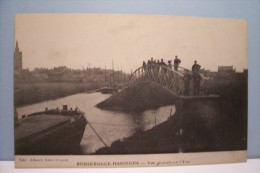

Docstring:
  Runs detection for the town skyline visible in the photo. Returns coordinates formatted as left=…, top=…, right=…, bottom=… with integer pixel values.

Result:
left=15, top=14, right=247, bottom=73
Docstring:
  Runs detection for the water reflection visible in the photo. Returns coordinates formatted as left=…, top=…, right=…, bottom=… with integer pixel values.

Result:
left=17, top=92, right=175, bottom=154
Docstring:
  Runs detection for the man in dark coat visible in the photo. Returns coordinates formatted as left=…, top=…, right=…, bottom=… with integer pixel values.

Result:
left=192, top=60, right=201, bottom=95
left=192, top=60, right=201, bottom=73
left=174, top=55, right=181, bottom=71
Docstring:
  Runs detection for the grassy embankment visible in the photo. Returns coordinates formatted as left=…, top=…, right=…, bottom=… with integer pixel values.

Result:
left=14, top=81, right=102, bottom=107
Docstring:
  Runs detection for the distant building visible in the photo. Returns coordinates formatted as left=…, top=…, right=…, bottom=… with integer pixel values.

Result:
left=215, top=65, right=236, bottom=79
left=218, top=66, right=236, bottom=74
left=14, top=41, right=22, bottom=71
left=243, top=69, right=248, bottom=76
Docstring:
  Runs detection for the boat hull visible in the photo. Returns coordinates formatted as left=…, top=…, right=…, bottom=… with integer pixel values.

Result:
left=15, top=111, right=87, bottom=155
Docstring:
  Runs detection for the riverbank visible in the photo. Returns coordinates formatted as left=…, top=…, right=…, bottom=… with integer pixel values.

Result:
left=14, top=81, right=102, bottom=107
left=96, top=97, right=222, bottom=154
left=96, top=77, right=247, bottom=154
left=96, top=81, right=176, bottom=112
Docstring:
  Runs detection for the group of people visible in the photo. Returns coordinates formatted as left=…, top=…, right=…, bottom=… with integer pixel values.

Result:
left=142, top=56, right=202, bottom=96
left=142, top=56, right=182, bottom=72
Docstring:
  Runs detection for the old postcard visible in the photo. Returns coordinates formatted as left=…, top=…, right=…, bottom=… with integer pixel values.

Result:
left=14, top=14, right=247, bottom=168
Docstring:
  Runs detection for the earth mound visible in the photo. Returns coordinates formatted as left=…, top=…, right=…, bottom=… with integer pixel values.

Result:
left=96, top=81, right=175, bottom=112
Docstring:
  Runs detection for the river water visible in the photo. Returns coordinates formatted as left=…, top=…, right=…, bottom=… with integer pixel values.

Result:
left=17, top=92, right=175, bottom=154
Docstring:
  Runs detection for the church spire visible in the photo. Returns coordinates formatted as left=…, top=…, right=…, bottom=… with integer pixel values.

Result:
left=14, top=40, right=22, bottom=71
left=15, top=40, right=19, bottom=52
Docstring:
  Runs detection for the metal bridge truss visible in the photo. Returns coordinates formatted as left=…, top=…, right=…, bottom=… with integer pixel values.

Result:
left=128, top=64, right=208, bottom=96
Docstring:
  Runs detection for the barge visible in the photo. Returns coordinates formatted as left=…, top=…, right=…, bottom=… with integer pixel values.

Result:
left=15, top=105, right=87, bottom=155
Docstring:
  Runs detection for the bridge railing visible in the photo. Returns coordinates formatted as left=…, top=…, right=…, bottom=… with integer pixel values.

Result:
left=128, top=64, right=208, bottom=96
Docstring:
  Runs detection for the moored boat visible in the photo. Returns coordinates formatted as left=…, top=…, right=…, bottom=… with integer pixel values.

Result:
left=15, top=105, right=87, bottom=155
left=96, top=87, right=118, bottom=94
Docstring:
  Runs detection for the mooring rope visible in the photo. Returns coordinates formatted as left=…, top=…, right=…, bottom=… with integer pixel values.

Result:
left=86, top=119, right=108, bottom=147
left=77, top=106, right=108, bottom=147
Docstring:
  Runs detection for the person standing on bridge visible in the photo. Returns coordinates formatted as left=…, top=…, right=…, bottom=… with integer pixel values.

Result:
left=150, top=57, right=154, bottom=63
left=167, top=60, right=173, bottom=77
left=142, top=61, right=147, bottom=73
left=167, top=60, right=172, bottom=69
left=147, top=59, right=151, bottom=74
left=192, top=60, right=201, bottom=72
left=160, top=59, right=167, bottom=73
left=160, top=59, right=166, bottom=66
left=150, top=57, right=155, bottom=72
left=174, top=55, right=181, bottom=71
left=192, top=60, right=201, bottom=95
left=155, top=60, right=160, bottom=73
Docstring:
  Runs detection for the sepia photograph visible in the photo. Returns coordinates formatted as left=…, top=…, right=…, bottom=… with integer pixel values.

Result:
left=14, top=14, right=247, bottom=168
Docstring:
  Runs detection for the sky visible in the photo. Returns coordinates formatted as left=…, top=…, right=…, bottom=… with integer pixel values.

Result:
left=15, top=14, right=248, bottom=73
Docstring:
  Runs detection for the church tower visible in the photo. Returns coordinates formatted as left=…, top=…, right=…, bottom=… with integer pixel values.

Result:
left=14, top=41, right=22, bottom=71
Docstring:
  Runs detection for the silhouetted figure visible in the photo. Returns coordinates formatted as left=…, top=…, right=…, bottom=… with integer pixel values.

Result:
left=147, top=59, right=151, bottom=65
left=147, top=60, right=151, bottom=73
left=192, top=60, right=201, bottom=73
left=167, top=60, right=172, bottom=69
left=154, top=60, right=160, bottom=73
left=160, top=59, right=166, bottom=66
left=174, top=56, right=181, bottom=71
left=142, top=61, right=147, bottom=75
left=150, top=57, right=155, bottom=71
left=160, top=59, right=166, bottom=73
left=192, top=61, right=201, bottom=95
left=142, top=61, right=146, bottom=69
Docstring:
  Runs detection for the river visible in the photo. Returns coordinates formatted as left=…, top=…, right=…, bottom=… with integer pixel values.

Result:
left=17, top=92, right=176, bottom=154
